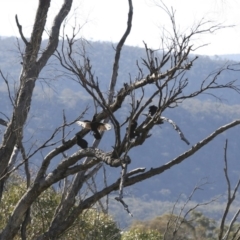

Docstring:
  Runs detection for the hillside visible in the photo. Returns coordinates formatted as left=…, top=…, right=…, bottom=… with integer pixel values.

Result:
left=0, top=37, right=240, bottom=227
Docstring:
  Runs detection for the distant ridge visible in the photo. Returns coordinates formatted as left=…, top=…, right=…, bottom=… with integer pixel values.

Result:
left=207, top=54, right=240, bottom=62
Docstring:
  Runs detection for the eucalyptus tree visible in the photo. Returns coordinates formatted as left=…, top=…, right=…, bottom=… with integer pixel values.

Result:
left=0, top=0, right=240, bottom=239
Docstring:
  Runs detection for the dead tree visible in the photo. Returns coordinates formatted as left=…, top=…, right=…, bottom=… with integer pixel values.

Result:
left=0, top=0, right=73, bottom=239
left=0, top=0, right=240, bottom=239
left=218, top=140, right=240, bottom=240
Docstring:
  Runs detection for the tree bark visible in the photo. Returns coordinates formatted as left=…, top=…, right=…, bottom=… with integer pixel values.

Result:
left=0, top=0, right=73, bottom=239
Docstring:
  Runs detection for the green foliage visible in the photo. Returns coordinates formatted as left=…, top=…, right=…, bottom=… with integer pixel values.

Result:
left=190, top=211, right=217, bottom=239
left=30, top=187, right=61, bottom=238
left=0, top=174, right=120, bottom=239
left=0, top=175, right=26, bottom=227
left=123, top=211, right=240, bottom=240
left=226, top=223, right=240, bottom=239
left=124, top=214, right=196, bottom=240
left=62, top=209, right=121, bottom=240
left=121, top=228, right=162, bottom=240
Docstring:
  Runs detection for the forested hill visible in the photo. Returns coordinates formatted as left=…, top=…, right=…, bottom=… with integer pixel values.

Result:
left=0, top=37, right=240, bottom=224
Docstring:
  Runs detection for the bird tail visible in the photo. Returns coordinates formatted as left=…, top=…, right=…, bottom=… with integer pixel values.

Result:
left=93, top=130, right=101, bottom=140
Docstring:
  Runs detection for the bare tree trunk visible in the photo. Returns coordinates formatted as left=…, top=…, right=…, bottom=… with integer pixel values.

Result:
left=0, top=0, right=73, bottom=239
left=0, top=0, right=72, bottom=198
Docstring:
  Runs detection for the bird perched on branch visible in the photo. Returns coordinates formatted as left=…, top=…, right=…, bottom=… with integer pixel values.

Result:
left=76, top=115, right=111, bottom=140
left=127, top=120, right=137, bottom=139
left=148, top=105, right=158, bottom=116
left=75, top=133, right=88, bottom=149
left=148, top=105, right=164, bottom=124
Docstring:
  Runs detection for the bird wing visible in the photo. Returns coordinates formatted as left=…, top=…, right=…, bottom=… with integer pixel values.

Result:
left=104, top=123, right=112, bottom=130
left=98, top=123, right=111, bottom=131
left=76, top=136, right=88, bottom=148
left=76, top=121, right=91, bottom=129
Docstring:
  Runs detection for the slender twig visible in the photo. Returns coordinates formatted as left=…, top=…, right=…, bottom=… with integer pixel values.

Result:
left=160, top=116, right=190, bottom=145
left=108, top=0, right=133, bottom=103
left=219, top=139, right=240, bottom=240
left=0, top=118, right=8, bottom=127
left=0, top=70, right=14, bottom=106
left=15, top=15, right=29, bottom=46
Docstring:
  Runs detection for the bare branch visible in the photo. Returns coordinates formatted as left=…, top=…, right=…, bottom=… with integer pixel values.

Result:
left=66, top=119, right=240, bottom=224
left=223, top=209, right=240, bottom=240
left=124, top=120, right=240, bottom=186
left=0, top=118, right=8, bottom=127
left=15, top=15, right=29, bottom=46
left=37, top=0, right=73, bottom=70
left=8, top=145, right=19, bottom=171
left=126, top=167, right=146, bottom=177
left=160, top=116, right=190, bottom=145
left=218, top=139, right=240, bottom=240
left=0, top=70, right=14, bottom=107
left=115, top=161, right=133, bottom=216
left=115, top=196, right=133, bottom=217
left=109, top=0, right=133, bottom=103
left=163, top=179, right=218, bottom=240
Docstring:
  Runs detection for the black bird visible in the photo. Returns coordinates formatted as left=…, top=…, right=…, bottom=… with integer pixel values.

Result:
left=148, top=105, right=158, bottom=116
left=76, top=133, right=88, bottom=149
left=93, top=131, right=101, bottom=140
left=76, top=116, right=111, bottom=140
left=129, top=120, right=137, bottom=139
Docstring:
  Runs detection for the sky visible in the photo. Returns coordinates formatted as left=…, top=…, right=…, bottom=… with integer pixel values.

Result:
left=0, top=0, right=240, bottom=56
